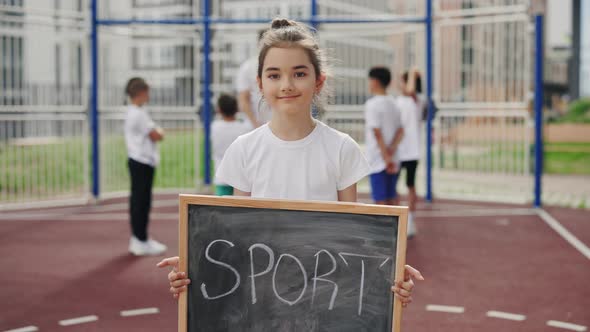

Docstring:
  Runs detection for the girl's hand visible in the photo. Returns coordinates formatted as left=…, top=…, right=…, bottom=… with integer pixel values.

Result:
left=391, top=265, right=424, bottom=307
left=157, top=256, right=191, bottom=300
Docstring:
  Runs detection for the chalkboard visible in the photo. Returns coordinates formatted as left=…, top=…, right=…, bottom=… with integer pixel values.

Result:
left=178, top=195, right=408, bottom=332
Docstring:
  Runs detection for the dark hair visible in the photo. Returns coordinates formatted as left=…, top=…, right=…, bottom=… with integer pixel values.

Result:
left=125, top=77, right=149, bottom=98
left=368, top=67, right=391, bottom=88
left=402, top=71, right=422, bottom=94
left=217, top=94, right=238, bottom=117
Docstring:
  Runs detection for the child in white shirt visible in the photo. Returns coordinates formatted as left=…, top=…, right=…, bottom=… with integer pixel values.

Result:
left=211, top=94, right=252, bottom=196
left=364, top=67, right=404, bottom=206
left=124, top=77, right=167, bottom=256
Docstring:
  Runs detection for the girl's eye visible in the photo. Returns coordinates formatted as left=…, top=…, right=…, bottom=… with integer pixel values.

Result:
left=268, top=74, right=279, bottom=80
left=295, top=72, right=306, bottom=78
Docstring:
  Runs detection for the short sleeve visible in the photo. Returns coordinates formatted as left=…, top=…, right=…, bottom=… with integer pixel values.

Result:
left=396, top=98, right=410, bottom=127
left=337, top=135, right=371, bottom=190
left=214, top=137, right=252, bottom=192
left=364, top=100, right=382, bottom=129
left=126, top=109, right=154, bottom=137
left=141, top=112, right=156, bottom=135
left=392, top=103, right=403, bottom=131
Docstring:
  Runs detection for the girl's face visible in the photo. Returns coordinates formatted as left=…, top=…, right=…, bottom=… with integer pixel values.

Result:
left=257, top=47, right=325, bottom=117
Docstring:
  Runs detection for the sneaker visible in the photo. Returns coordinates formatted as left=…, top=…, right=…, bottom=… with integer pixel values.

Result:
left=407, top=213, right=417, bottom=238
left=147, top=238, right=167, bottom=254
left=129, top=236, right=167, bottom=256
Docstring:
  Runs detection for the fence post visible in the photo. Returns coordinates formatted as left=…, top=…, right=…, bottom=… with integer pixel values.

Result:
left=425, top=0, right=433, bottom=202
left=311, top=0, right=318, bottom=29
left=534, top=14, right=544, bottom=207
left=90, top=0, right=100, bottom=198
left=202, top=0, right=212, bottom=185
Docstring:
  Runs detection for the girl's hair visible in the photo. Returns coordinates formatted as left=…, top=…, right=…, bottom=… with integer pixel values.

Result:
left=257, top=18, right=330, bottom=109
left=125, top=77, right=149, bottom=98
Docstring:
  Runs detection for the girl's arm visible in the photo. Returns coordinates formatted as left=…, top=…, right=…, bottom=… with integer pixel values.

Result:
left=238, top=91, right=260, bottom=128
left=337, top=183, right=357, bottom=202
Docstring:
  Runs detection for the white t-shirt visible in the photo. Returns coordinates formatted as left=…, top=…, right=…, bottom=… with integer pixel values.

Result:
left=364, top=95, right=403, bottom=174
left=396, top=95, right=422, bottom=162
left=215, top=120, right=370, bottom=202
left=211, top=119, right=252, bottom=185
left=124, top=104, right=159, bottom=167
left=235, top=57, right=272, bottom=124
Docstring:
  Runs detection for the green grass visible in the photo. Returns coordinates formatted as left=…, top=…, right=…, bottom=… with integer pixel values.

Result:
left=100, top=130, right=200, bottom=192
left=555, top=99, right=590, bottom=124
left=436, top=144, right=529, bottom=174
left=545, top=142, right=590, bottom=175
left=0, top=130, right=201, bottom=201
left=2, top=133, right=588, bottom=202
left=436, top=142, right=590, bottom=175
left=0, top=140, right=87, bottom=197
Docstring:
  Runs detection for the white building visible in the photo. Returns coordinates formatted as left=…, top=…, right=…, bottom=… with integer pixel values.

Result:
left=579, top=0, right=590, bottom=97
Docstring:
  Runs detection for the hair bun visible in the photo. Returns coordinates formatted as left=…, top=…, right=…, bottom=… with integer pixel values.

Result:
left=271, top=18, right=296, bottom=30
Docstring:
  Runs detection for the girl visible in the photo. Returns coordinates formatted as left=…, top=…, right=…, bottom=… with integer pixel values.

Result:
left=396, top=68, right=424, bottom=237
left=158, top=18, right=423, bottom=307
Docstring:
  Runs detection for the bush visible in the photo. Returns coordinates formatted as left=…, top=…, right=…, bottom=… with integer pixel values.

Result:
left=558, top=99, right=590, bottom=123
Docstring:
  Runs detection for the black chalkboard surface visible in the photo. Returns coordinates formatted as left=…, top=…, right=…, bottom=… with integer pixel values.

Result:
left=178, top=195, right=408, bottom=332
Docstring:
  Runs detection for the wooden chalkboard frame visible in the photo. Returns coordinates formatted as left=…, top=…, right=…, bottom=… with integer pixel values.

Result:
left=178, top=194, right=408, bottom=332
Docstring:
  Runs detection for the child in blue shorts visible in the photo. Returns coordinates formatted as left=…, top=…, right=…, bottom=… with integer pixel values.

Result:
left=364, top=67, right=404, bottom=205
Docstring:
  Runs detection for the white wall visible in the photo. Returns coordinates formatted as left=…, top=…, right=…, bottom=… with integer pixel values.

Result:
left=546, top=0, right=572, bottom=49
left=23, top=0, right=86, bottom=87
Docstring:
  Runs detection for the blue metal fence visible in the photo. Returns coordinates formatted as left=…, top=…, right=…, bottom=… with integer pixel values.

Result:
left=85, top=0, right=543, bottom=207
left=89, top=0, right=433, bottom=195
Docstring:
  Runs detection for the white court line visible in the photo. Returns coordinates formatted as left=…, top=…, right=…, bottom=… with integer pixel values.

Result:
left=62, top=213, right=177, bottom=221
left=425, top=304, right=465, bottom=314
left=547, top=320, right=587, bottom=331
left=416, top=208, right=536, bottom=218
left=486, top=310, right=526, bottom=321
left=0, top=212, right=179, bottom=222
left=536, top=209, right=590, bottom=260
left=3, top=326, right=39, bottom=332
left=120, top=307, right=160, bottom=317
left=58, top=315, right=98, bottom=326
left=0, top=200, right=179, bottom=221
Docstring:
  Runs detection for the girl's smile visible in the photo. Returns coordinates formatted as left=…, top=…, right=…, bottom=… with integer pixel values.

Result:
left=277, top=94, right=302, bottom=100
